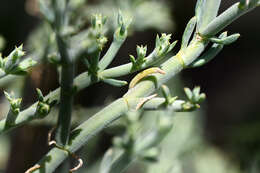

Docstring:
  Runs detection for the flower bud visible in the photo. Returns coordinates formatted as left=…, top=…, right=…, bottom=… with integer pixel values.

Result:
left=36, top=102, right=51, bottom=118
left=155, top=33, right=177, bottom=57
left=4, top=45, right=25, bottom=73
left=4, top=91, right=22, bottom=115
left=136, top=45, right=147, bottom=59
left=9, top=58, right=37, bottom=75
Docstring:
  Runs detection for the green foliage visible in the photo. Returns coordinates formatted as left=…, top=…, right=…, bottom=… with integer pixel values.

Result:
left=0, top=45, right=36, bottom=76
left=0, top=0, right=258, bottom=173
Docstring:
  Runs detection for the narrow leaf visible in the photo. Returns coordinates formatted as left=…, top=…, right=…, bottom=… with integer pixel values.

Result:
left=181, top=16, right=197, bottom=49
left=209, top=33, right=240, bottom=45
left=184, top=88, right=193, bottom=100
left=103, top=78, right=128, bottom=87
left=161, top=85, right=172, bottom=104
left=192, top=86, right=201, bottom=102
left=195, top=0, right=205, bottom=30
left=167, top=40, right=178, bottom=53
left=190, top=32, right=227, bottom=68
left=196, top=0, right=221, bottom=32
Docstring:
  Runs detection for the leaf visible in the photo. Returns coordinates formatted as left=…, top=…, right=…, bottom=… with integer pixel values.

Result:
left=184, top=87, right=193, bottom=100
left=181, top=16, right=197, bottom=49
left=103, top=78, right=128, bottom=87
left=36, top=88, right=44, bottom=102
left=196, top=0, right=221, bottom=32
left=190, top=32, right=227, bottom=68
left=209, top=33, right=240, bottom=45
left=192, top=86, right=201, bottom=102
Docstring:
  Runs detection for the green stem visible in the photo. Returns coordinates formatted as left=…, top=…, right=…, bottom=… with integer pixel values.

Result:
left=99, top=38, right=126, bottom=71
left=0, top=51, right=160, bottom=134
left=104, top=124, right=173, bottom=173
left=0, top=0, right=255, bottom=133
left=35, top=98, right=129, bottom=173
left=31, top=1, right=259, bottom=165
left=55, top=35, right=75, bottom=146
left=100, top=50, right=157, bottom=78
left=31, top=37, right=206, bottom=173
left=201, top=2, right=259, bottom=37
left=4, top=110, right=19, bottom=129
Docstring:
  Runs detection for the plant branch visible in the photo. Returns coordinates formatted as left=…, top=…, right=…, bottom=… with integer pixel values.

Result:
left=28, top=2, right=260, bottom=171
left=201, top=2, right=259, bottom=37
left=55, top=35, right=75, bottom=146
left=98, top=31, right=127, bottom=71
left=0, top=47, right=168, bottom=134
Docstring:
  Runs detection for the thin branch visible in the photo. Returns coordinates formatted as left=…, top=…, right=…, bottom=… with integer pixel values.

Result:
left=29, top=2, right=259, bottom=171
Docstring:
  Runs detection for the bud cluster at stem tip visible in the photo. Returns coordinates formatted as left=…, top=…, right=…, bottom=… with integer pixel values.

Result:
left=155, top=33, right=177, bottom=57
left=0, top=45, right=36, bottom=75
left=114, top=11, right=131, bottom=41
left=90, top=14, right=108, bottom=50
left=35, top=88, right=57, bottom=118
left=4, top=91, right=22, bottom=115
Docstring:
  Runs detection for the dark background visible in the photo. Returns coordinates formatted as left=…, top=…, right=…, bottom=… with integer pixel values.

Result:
left=0, top=0, right=259, bottom=172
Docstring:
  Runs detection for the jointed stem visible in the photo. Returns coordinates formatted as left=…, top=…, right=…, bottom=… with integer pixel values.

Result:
left=55, top=35, right=75, bottom=146
left=32, top=38, right=206, bottom=173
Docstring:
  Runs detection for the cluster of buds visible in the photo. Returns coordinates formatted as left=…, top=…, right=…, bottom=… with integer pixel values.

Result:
left=35, top=89, right=57, bottom=118
left=161, top=85, right=178, bottom=106
left=114, top=11, right=131, bottom=41
left=155, top=33, right=177, bottom=57
left=182, top=86, right=206, bottom=111
left=130, top=45, right=147, bottom=71
left=4, top=91, right=22, bottom=115
left=0, top=45, right=36, bottom=75
left=90, top=14, right=108, bottom=51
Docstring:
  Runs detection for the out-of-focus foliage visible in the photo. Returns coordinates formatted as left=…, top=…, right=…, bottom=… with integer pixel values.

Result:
left=75, top=0, right=174, bottom=32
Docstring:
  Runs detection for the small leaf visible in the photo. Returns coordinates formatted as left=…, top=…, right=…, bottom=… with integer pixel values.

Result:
left=167, top=40, right=178, bottom=54
left=190, top=32, right=227, bottom=68
left=198, top=93, right=206, bottom=103
left=155, top=34, right=160, bottom=48
left=36, top=88, right=44, bottom=102
left=103, top=78, right=128, bottom=87
left=184, top=87, right=193, bottom=100
left=209, top=33, right=240, bottom=45
left=4, top=91, right=12, bottom=102
left=129, top=55, right=136, bottom=64
left=161, top=85, right=172, bottom=104
left=192, top=86, right=201, bottom=102
left=181, top=16, right=197, bottom=49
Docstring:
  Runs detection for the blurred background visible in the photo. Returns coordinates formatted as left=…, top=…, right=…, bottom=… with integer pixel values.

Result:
left=0, top=0, right=259, bottom=172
